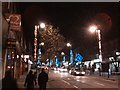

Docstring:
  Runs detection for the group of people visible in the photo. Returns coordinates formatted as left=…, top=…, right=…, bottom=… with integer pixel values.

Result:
left=2, top=68, right=48, bottom=90
left=24, top=68, right=48, bottom=90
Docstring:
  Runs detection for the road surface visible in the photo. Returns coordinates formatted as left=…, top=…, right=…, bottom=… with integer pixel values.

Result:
left=17, top=70, right=119, bottom=90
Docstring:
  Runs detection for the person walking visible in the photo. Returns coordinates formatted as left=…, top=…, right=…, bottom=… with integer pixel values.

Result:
left=38, top=68, right=48, bottom=90
left=24, top=70, right=37, bottom=90
left=34, top=71, right=37, bottom=85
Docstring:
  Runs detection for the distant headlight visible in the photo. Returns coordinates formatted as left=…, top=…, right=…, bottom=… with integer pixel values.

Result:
left=60, top=68, right=67, bottom=71
left=69, top=70, right=71, bottom=73
left=64, top=69, right=67, bottom=71
left=76, top=72, right=80, bottom=74
left=74, top=71, right=76, bottom=73
left=81, top=71, right=85, bottom=74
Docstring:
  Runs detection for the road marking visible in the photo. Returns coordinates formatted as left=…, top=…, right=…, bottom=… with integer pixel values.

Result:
left=67, top=78, right=70, bottom=80
left=62, top=80, right=82, bottom=90
left=62, top=80, right=70, bottom=85
left=95, top=82, right=105, bottom=86
left=73, top=85, right=79, bottom=88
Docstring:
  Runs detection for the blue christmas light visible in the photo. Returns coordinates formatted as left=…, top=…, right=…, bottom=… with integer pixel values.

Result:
left=70, top=49, right=74, bottom=63
left=74, top=53, right=83, bottom=62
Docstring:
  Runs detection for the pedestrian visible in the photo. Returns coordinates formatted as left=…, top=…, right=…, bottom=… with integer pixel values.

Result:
left=2, top=70, right=18, bottom=90
left=38, top=68, right=48, bottom=90
left=24, top=70, right=37, bottom=90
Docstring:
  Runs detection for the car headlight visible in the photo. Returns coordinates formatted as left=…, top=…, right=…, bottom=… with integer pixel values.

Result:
left=81, top=71, right=85, bottom=74
left=64, top=69, right=67, bottom=71
left=76, top=72, right=80, bottom=74
left=69, top=70, right=71, bottom=73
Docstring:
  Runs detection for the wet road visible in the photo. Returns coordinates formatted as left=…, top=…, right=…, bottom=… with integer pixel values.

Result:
left=47, top=70, right=118, bottom=90
left=17, top=70, right=119, bottom=90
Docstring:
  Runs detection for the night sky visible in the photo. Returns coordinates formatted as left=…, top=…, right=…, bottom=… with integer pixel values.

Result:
left=16, top=2, right=120, bottom=60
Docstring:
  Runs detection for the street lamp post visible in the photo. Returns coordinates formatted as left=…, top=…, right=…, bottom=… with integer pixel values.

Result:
left=89, top=25, right=102, bottom=62
left=61, top=52, right=65, bottom=62
left=67, top=43, right=73, bottom=64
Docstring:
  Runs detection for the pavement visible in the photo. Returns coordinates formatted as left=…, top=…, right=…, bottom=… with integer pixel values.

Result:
left=93, top=72, right=119, bottom=81
left=90, top=74, right=119, bottom=82
left=17, top=72, right=39, bottom=89
left=85, top=70, right=119, bottom=81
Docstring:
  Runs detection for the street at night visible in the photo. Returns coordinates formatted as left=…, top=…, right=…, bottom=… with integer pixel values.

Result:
left=1, top=1, right=120, bottom=90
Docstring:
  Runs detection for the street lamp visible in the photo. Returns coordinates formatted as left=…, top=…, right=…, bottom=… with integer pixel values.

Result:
left=39, top=42, right=44, bottom=46
left=67, top=42, right=72, bottom=47
left=40, top=22, right=45, bottom=29
left=61, top=52, right=65, bottom=56
left=89, top=25, right=102, bottom=62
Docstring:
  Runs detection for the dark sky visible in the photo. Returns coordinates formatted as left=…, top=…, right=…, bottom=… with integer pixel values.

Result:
left=16, top=2, right=120, bottom=60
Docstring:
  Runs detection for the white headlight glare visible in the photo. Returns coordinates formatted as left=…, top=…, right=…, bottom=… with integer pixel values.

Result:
left=81, top=72, right=85, bottom=74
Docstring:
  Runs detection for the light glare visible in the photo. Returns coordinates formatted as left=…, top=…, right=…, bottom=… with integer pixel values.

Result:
left=40, top=23, right=45, bottom=29
left=89, top=26, right=97, bottom=33
left=67, top=43, right=71, bottom=47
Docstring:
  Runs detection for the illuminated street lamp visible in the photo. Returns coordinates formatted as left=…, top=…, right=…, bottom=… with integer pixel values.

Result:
left=61, top=52, right=65, bottom=56
left=40, top=22, right=45, bottom=29
left=89, top=25, right=102, bottom=62
left=67, top=42, right=72, bottom=47
left=39, top=42, right=44, bottom=46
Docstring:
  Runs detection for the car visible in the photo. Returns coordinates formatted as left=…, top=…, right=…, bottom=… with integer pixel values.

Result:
left=69, top=68, right=85, bottom=76
left=59, top=67, right=68, bottom=72
left=74, top=69, right=85, bottom=76
left=54, top=67, right=59, bottom=71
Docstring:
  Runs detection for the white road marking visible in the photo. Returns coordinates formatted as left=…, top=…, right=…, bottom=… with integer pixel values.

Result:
left=67, top=78, right=70, bottom=80
left=62, top=80, right=81, bottom=89
left=73, top=85, right=79, bottom=88
left=62, top=80, right=70, bottom=85
left=95, top=82, right=105, bottom=86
